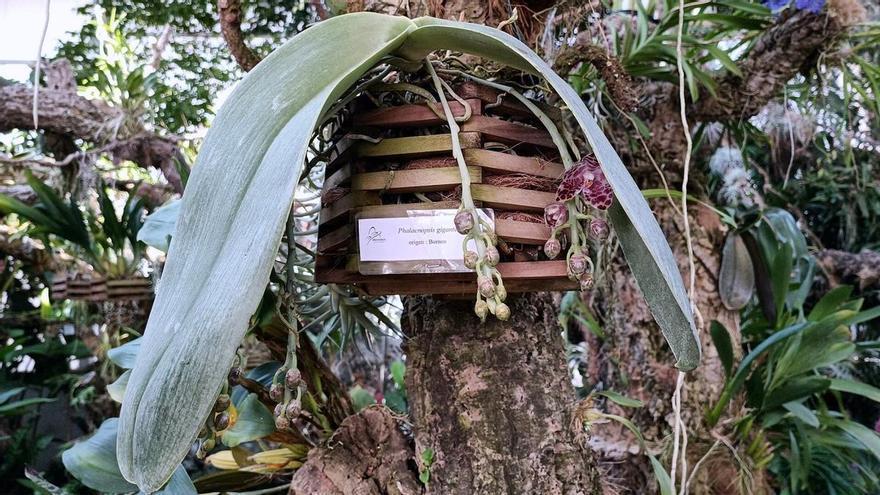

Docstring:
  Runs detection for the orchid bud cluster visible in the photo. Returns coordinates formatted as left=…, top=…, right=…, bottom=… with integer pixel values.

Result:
left=456, top=208, right=510, bottom=322
left=195, top=359, right=245, bottom=459
left=271, top=365, right=304, bottom=430
left=543, top=155, right=613, bottom=290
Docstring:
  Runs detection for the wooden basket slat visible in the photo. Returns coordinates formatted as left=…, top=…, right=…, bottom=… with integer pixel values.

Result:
left=322, top=135, right=359, bottom=176
left=352, top=99, right=481, bottom=127
left=471, top=184, right=556, bottom=212
left=355, top=132, right=481, bottom=160
left=495, top=218, right=551, bottom=244
left=355, top=201, right=461, bottom=218
left=361, top=277, right=576, bottom=295
left=106, top=279, right=152, bottom=289
left=317, top=225, right=352, bottom=254
left=324, top=164, right=351, bottom=190
left=350, top=166, right=480, bottom=193
left=463, top=149, right=563, bottom=179
left=319, top=191, right=382, bottom=227
left=314, top=260, right=575, bottom=295
left=462, top=115, right=555, bottom=149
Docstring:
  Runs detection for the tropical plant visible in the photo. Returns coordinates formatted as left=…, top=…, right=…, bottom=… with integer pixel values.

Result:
left=111, top=12, right=701, bottom=492
left=0, top=174, right=146, bottom=279
left=707, top=211, right=880, bottom=493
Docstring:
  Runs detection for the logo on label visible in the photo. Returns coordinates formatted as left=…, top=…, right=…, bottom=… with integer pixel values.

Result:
left=366, top=226, right=385, bottom=244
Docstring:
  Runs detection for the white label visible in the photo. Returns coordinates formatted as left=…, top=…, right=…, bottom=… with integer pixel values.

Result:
left=357, top=209, right=492, bottom=266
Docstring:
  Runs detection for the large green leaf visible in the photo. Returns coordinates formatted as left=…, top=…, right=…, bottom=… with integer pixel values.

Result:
left=718, top=232, right=755, bottom=310
left=118, top=13, right=416, bottom=492
left=64, top=419, right=139, bottom=493
left=62, top=418, right=195, bottom=494
left=836, top=419, right=880, bottom=461
left=137, top=200, right=180, bottom=252
left=829, top=378, right=880, bottom=403
left=107, top=338, right=141, bottom=369
left=398, top=16, right=699, bottom=370
left=221, top=393, right=276, bottom=448
left=709, top=320, right=734, bottom=379
left=107, top=370, right=130, bottom=403
left=120, top=13, right=699, bottom=492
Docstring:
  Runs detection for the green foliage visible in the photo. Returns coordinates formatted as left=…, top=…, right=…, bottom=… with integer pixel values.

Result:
left=61, top=418, right=196, bottom=494
left=349, top=385, right=376, bottom=412
left=569, top=1, right=770, bottom=103
left=221, top=394, right=275, bottom=448
left=0, top=174, right=147, bottom=278
left=384, top=359, right=408, bottom=413
left=56, top=1, right=316, bottom=134
left=0, top=388, right=55, bottom=416
left=419, top=447, right=434, bottom=485
left=707, top=243, right=880, bottom=492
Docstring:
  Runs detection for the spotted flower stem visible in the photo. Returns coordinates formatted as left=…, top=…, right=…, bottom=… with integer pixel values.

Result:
left=275, top=206, right=304, bottom=428
left=427, top=60, right=509, bottom=320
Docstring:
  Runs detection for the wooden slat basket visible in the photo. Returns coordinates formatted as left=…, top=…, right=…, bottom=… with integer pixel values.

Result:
left=314, top=82, right=577, bottom=296
left=50, top=272, right=154, bottom=302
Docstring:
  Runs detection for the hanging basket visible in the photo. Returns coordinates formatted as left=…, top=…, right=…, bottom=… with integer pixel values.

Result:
left=50, top=272, right=154, bottom=302
left=314, top=81, right=578, bottom=296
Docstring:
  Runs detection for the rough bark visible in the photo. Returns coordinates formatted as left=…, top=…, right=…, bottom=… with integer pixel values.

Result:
left=554, top=34, right=638, bottom=112
left=817, top=249, right=880, bottom=291
left=289, top=407, right=421, bottom=495
left=693, top=4, right=862, bottom=122
left=218, top=0, right=263, bottom=72
left=0, top=79, right=184, bottom=194
left=0, top=175, right=175, bottom=207
left=403, top=293, right=602, bottom=495
left=585, top=203, right=742, bottom=493
left=0, top=226, right=57, bottom=272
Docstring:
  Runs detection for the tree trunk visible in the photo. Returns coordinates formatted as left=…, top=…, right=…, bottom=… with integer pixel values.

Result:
left=584, top=202, right=747, bottom=493
left=403, top=293, right=602, bottom=494
left=289, top=407, right=422, bottom=495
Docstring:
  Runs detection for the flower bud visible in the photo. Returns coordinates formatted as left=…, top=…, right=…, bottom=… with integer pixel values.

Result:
left=275, top=415, right=290, bottom=430
left=569, top=253, right=588, bottom=275
left=270, top=383, right=283, bottom=402
left=474, top=299, right=489, bottom=321
left=285, top=369, right=302, bottom=390
left=214, top=412, right=230, bottom=430
left=228, top=367, right=242, bottom=383
left=274, top=403, right=284, bottom=417
left=544, top=202, right=569, bottom=228
left=201, top=438, right=216, bottom=453
left=477, top=276, right=495, bottom=298
left=464, top=250, right=478, bottom=269
left=544, top=238, right=561, bottom=259
left=589, top=219, right=609, bottom=240
left=496, top=284, right=507, bottom=302
left=495, top=302, right=511, bottom=321
left=213, top=394, right=231, bottom=412
left=579, top=272, right=594, bottom=291
left=486, top=245, right=500, bottom=266
left=454, top=210, right=474, bottom=234
left=285, top=400, right=302, bottom=419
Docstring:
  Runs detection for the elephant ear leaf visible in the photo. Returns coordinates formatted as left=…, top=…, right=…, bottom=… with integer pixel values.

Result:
left=117, top=13, right=416, bottom=493
left=400, top=17, right=701, bottom=370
